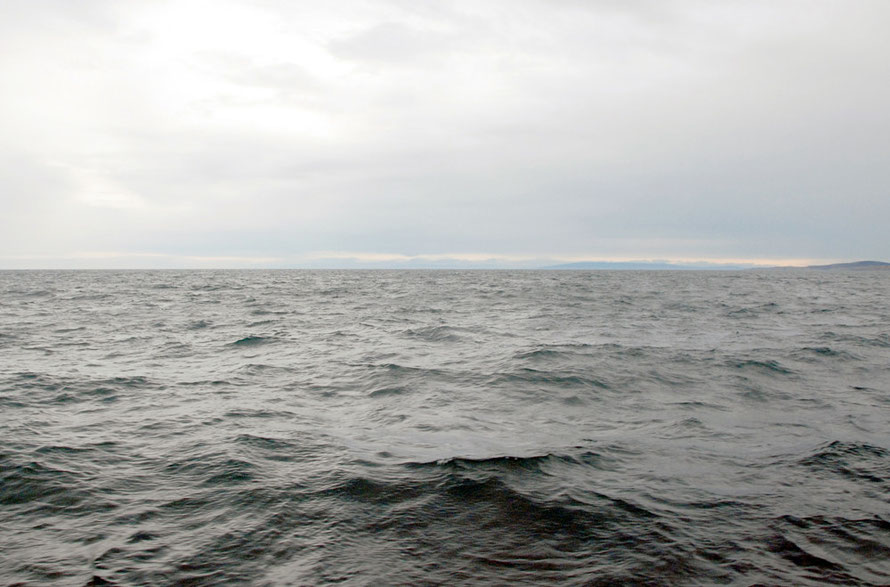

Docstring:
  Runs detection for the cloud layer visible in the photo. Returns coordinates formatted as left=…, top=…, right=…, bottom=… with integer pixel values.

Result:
left=2, top=0, right=888, bottom=267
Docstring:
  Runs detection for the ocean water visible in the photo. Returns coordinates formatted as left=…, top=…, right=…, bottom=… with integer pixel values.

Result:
left=1, top=269, right=888, bottom=586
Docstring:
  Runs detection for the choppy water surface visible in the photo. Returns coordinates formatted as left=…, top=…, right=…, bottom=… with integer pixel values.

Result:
left=1, top=270, right=889, bottom=586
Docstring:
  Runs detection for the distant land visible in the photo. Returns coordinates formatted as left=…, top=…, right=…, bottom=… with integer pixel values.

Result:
left=757, top=260, right=890, bottom=271
left=800, top=260, right=890, bottom=271
left=543, top=260, right=890, bottom=271
left=541, top=261, right=754, bottom=270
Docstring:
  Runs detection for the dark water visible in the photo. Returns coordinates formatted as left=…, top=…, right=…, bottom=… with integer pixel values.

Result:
left=1, top=270, right=889, bottom=586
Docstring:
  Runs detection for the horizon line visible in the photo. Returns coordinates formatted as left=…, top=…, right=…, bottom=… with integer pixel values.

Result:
left=0, top=251, right=878, bottom=270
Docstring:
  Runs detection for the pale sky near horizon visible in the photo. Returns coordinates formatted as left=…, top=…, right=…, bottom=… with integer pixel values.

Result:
left=1, top=0, right=888, bottom=268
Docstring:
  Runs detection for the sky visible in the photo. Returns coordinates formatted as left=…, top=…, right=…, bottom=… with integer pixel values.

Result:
left=1, top=0, right=888, bottom=269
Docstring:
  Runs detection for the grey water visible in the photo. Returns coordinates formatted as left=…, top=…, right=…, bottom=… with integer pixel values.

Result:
left=1, top=269, right=888, bottom=586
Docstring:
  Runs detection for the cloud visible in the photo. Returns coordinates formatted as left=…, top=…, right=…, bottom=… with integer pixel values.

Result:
left=1, top=0, right=888, bottom=267
left=329, top=22, right=461, bottom=66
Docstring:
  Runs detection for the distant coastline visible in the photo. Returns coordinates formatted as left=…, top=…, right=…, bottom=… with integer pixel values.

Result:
left=542, top=260, right=890, bottom=271
left=2, top=259, right=887, bottom=271
left=802, top=260, right=890, bottom=271
left=762, top=260, right=890, bottom=271
left=540, top=261, right=752, bottom=270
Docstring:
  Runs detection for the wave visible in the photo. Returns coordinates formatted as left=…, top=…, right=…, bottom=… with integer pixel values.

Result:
left=512, top=343, right=598, bottom=361
left=368, top=386, right=408, bottom=398
left=792, top=346, right=862, bottom=361
left=486, top=368, right=612, bottom=391
left=224, top=408, right=297, bottom=419
left=767, top=514, right=890, bottom=584
left=728, top=358, right=796, bottom=375
left=798, top=440, right=889, bottom=484
left=401, top=325, right=466, bottom=342
left=820, top=331, right=890, bottom=348
left=6, top=373, right=159, bottom=406
left=0, top=455, right=117, bottom=519
left=230, top=335, right=278, bottom=346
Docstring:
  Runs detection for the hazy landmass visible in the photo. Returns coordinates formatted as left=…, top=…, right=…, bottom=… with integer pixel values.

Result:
left=804, top=260, right=890, bottom=270
left=543, top=260, right=890, bottom=271
left=541, top=261, right=755, bottom=270
left=757, top=260, right=890, bottom=271
left=296, top=258, right=888, bottom=271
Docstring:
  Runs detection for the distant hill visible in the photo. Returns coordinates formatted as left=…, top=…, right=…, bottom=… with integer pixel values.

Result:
left=804, top=260, right=890, bottom=271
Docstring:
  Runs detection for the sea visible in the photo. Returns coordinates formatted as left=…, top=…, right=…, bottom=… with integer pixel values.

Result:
left=1, top=269, right=888, bottom=586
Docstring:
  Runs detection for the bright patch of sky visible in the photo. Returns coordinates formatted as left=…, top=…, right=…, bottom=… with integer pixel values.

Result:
left=1, top=0, right=888, bottom=268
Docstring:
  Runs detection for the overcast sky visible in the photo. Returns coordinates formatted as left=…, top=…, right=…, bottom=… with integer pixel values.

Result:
left=1, top=0, right=888, bottom=268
